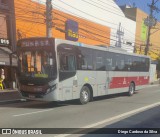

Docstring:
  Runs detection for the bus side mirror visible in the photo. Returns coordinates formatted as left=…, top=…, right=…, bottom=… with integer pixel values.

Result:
left=50, top=59, right=53, bottom=65
left=9, top=51, right=17, bottom=66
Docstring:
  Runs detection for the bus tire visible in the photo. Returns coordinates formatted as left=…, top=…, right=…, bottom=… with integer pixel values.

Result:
left=79, top=86, right=91, bottom=105
left=128, top=83, right=134, bottom=96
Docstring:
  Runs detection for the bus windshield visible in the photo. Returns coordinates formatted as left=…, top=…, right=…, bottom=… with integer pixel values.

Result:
left=19, top=50, right=56, bottom=79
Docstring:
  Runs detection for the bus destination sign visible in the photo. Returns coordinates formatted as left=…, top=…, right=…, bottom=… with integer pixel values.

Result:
left=20, top=39, right=51, bottom=47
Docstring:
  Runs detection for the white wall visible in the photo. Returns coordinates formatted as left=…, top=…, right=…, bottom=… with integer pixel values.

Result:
left=150, top=64, right=157, bottom=83
left=34, top=0, right=136, bottom=52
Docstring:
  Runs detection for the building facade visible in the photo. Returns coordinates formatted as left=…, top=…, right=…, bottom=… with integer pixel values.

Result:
left=121, top=5, right=160, bottom=60
left=14, top=0, right=136, bottom=53
left=0, top=0, right=17, bottom=89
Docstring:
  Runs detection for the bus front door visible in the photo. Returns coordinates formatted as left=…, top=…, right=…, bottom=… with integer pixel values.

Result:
left=58, top=52, right=77, bottom=101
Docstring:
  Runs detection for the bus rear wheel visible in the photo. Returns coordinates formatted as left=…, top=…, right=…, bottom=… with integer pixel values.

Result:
left=128, top=83, right=135, bottom=96
left=79, top=86, right=91, bottom=105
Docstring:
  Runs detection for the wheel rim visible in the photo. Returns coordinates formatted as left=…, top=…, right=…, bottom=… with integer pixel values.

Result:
left=130, top=85, right=134, bottom=94
left=81, top=89, right=89, bottom=102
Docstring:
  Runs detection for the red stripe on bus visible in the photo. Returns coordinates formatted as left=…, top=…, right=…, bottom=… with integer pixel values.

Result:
left=109, top=76, right=149, bottom=89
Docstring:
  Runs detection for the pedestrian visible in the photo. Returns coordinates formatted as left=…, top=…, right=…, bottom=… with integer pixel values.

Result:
left=0, top=68, right=5, bottom=89
left=0, top=68, right=5, bottom=80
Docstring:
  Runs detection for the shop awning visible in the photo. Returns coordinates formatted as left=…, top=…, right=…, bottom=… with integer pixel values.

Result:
left=0, top=47, right=17, bottom=66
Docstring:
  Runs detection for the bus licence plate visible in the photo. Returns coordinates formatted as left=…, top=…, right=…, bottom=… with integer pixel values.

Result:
left=29, top=95, right=35, bottom=98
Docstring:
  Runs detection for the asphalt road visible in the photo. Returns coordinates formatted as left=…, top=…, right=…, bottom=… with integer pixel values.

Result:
left=0, top=85, right=160, bottom=137
left=81, top=105, right=160, bottom=137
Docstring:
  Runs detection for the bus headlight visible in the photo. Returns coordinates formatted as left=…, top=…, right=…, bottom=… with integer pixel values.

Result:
left=51, top=84, right=57, bottom=91
left=46, top=88, right=51, bottom=93
left=46, top=84, right=57, bottom=94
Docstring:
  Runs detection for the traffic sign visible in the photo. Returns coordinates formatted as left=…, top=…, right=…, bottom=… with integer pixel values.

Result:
left=144, top=16, right=156, bottom=27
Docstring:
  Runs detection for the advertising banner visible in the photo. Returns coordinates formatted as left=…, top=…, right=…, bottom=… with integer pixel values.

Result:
left=65, top=19, right=79, bottom=41
left=141, top=21, right=147, bottom=41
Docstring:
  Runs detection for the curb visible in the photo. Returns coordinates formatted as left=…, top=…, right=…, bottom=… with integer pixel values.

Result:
left=0, top=99, right=22, bottom=105
left=0, top=99, right=27, bottom=105
left=0, top=90, right=23, bottom=104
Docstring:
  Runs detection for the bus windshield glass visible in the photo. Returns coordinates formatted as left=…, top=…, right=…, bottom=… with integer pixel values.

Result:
left=19, top=50, right=56, bottom=79
left=17, top=38, right=57, bottom=80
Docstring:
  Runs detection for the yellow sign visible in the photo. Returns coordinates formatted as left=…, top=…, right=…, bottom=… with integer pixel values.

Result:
left=84, top=77, right=89, bottom=82
left=34, top=73, right=48, bottom=78
left=67, top=29, right=79, bottom=39
left=141, top=21, right=147, bottom=41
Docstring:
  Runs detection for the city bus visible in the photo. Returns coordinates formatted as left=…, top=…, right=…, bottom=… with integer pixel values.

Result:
left=16, top=37, right=150, bottom=104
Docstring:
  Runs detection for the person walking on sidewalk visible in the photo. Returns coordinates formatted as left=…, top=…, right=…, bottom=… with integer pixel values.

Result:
left=0, top=68, right=5, bottom=90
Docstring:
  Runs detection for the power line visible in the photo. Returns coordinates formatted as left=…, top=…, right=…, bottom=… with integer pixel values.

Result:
left=15, top=0, right=141, bottom=41
left=52, top=9, right=145, bottom=44
left=58, top=0, right=118, bottom=26
left=14, top=0, right=151, bottom=49
left=81, top=0, right=125, bottom=18
left=144, top=0, right=159, bottom=55
left=52, top=1, right=146, bottom=42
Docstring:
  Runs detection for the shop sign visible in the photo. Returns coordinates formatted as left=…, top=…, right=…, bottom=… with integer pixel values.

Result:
left=0, top=38, right=10, bottom=46
left=65, top=19, right=79, bottom=41
left=0, top=62, right=5, bottom=65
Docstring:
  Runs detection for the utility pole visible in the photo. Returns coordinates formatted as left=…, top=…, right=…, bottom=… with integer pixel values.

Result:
left=144, top=0, right=158, bottom=55
left=46, top=0, right=53, bottom=37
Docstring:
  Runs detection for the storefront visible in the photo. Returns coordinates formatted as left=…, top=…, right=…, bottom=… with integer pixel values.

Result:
left=0, top=0, right=17, bottom=90
left=0, top=39, right=17, bottom=89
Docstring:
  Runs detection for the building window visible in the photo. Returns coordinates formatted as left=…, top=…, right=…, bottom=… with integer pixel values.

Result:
left=0, top=0, right=9, bottom=10
left=1, top=0, right=8, bottom=5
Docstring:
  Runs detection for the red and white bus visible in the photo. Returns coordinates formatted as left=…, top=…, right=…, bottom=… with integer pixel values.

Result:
left=16, top=37, right=150, bottom=104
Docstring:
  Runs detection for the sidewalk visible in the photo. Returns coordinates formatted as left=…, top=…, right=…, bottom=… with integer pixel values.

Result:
left=0, top=89, right=22, bottom=103
left=150, top=79, right=160, bottom=85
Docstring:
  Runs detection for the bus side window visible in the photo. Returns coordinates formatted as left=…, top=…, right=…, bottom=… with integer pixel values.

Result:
left=59, top=52, right=76, bottom=81
left=60, top=54, right=66, bottom=71
left=95, top=51, right=105, bottom=71
left=131, top=56, right=141, bottom=71
left=124, top=55, right=132, bottom=71
left=68, top=55, right=76, bottom=71
left=116, top=54, right=125, bottom=71
left=145, top=58, right=150, bottom=72
left=106, top=52, right=112, bottom=71
left=77, top=47, right=93, bottom=70
left=111, top=53, right=116, bottom=71
left=60, top=53, right=76, bottom=72
left=141, top=58, right=146, bottom=72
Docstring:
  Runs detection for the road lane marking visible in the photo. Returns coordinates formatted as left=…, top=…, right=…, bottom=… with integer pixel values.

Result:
left=13, top=108, right=54, bottom=117
left=54, top=101, right=160, bottom=137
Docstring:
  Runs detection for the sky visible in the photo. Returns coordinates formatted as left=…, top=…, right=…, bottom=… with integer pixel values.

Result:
left=115, top=0, right=160, bottom=21
left=33, top=0, right=160, bottom=21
